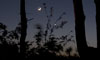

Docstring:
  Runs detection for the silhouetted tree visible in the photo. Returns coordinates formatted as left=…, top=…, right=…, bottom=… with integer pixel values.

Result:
left=20, top=0, right=27, bottom=59
left=73, top=0, right=88, bottom=57
left=94, top=0, right=100, bottom=48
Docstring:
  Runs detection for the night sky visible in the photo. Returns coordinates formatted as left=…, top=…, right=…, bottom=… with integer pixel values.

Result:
left=0, top=0, right=97, bottom=47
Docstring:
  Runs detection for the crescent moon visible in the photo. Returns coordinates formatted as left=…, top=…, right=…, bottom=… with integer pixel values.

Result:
left=38, top=7, right=42, bottom=11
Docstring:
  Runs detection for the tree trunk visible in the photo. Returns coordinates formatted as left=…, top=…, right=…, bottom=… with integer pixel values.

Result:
left=20, top=0, right=27, bottom=59
left=73, top=0, right=88, bottom=57
left=94, top=0, right=100, bottom=48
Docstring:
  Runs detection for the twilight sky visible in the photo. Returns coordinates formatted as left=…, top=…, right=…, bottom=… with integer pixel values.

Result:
left=0, top=0, right=97, bottom=47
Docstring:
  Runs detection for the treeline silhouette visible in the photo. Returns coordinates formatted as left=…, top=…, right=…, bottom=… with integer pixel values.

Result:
left=0, top=17, right=79, bottom=60
left=0, top=0, right=99, bottom=60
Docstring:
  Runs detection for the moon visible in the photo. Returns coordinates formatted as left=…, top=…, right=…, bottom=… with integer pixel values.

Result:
left=38, top=7, right=42, bottom=11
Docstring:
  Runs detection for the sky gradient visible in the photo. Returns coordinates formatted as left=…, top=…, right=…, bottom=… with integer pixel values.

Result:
left=0, top=0, right=97, bottom=47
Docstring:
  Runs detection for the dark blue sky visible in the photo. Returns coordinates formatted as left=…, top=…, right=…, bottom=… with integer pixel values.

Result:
left=0, top=0, right=97, bottom=47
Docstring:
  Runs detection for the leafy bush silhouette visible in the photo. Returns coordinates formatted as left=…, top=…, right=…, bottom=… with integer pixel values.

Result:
left=0, top=22, right=20, bottom=60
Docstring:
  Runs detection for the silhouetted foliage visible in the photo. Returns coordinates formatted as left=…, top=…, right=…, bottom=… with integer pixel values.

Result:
left=25, top=23, right=78, bottom=60
left=0, top=22, right=20, bottom=60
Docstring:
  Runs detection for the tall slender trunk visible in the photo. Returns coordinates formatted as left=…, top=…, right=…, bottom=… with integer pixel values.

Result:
left=20, top=0, right=27, bottom=59
left=94, top=0, right=100, bottom=48
left=73, top=0, right=88, bottom=57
